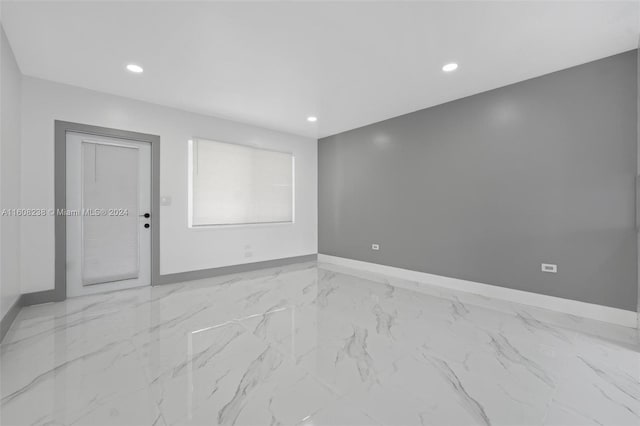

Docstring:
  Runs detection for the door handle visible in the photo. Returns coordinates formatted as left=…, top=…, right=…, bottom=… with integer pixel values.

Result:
left=144, top=223, right=150, bottom=228
left=140, top=213, right=150, bottom=218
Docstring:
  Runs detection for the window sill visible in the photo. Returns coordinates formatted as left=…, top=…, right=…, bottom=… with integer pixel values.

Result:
left=188, top=221, right=295, bottom=230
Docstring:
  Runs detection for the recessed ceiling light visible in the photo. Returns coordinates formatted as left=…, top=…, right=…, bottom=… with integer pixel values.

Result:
left=307, top=116, right=318, bottom=122
left=126, top=64, right=144, bottom=73
left=442, top=63, right=458, bottom=72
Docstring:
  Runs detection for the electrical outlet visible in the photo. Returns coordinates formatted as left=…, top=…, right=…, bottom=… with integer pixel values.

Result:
left=371, top=244, right=380, bottom=251
left=541, top=263, right=557, bottom=273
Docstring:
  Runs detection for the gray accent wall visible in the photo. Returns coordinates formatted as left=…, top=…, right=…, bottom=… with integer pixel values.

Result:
left=319, top=50, right=638, bottom=311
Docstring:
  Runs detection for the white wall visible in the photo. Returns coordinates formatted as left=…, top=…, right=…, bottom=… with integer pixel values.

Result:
left=0, top=26, right=22, bottom=316
left=20, top=77, right=317, bottom=293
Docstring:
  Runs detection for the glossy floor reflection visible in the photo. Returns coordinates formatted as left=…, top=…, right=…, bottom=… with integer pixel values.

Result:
left=1, top=261, right=639, bottom=425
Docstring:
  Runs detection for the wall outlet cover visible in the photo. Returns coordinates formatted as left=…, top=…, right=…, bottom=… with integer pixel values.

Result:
left=541, top=263, right=558, bottom=273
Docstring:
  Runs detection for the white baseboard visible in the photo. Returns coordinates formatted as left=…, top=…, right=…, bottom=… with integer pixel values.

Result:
left=317, top=254, right=638, bottom=328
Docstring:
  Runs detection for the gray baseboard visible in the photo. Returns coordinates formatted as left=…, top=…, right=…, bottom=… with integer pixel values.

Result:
left=22, top=289, right=63, bottom=306
left=14, top=254, right=318, bottom=311
left=0, top=295, right=23, bottom=343
left=156, top=254, right=318, bottom=285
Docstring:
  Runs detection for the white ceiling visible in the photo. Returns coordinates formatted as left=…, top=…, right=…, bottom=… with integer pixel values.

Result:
left=2, top=1, right=639, bottom=138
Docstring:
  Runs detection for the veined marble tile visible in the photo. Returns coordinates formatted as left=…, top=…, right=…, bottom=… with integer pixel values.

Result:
left=296, top=399, right=381, bottom=426
left=1, top=338, right=152, bottom=426
left=144, top=322, right=338, bottom=426
left=548, top=352, right=640, bottom=425
left=1, top=262, right=638, bottom=426
left=319, top=261, right=640, bottom=347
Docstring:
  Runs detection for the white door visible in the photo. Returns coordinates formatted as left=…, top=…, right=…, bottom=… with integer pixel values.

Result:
left=66, top=132, right=151, bottom=297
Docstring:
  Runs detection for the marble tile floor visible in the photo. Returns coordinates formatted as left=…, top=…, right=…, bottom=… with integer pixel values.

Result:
left=1, top=261, right=639, bottom=426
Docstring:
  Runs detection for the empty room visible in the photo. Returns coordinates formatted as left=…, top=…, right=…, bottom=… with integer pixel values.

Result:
left=1, top=1, right=639, bottom=425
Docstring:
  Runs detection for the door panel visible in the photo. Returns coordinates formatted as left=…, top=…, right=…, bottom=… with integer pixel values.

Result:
left=66, top=132, right=151, bottom=297
left=82, top=142, right=140, bottom=285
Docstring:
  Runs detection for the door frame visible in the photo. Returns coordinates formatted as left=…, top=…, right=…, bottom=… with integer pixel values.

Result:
left=24, top=121, right=161, bottom=304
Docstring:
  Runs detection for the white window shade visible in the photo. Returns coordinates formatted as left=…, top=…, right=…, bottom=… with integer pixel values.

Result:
left=189, top=138, right=294, bottom=226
